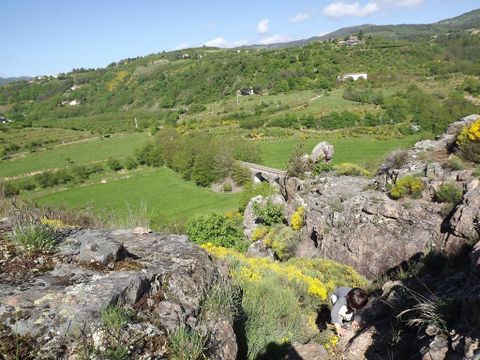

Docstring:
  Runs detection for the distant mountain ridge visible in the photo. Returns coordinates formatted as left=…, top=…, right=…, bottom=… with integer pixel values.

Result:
left=241, top=8, right=480, bottom=49
left=0, top=77, right=33, bottom=86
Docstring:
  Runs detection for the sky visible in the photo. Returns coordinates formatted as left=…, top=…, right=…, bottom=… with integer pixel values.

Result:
left=1, top=0, right=479, bottom=77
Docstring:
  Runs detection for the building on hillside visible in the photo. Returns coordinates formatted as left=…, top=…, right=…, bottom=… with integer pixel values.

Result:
left=339, top=35, right=361, bottom=45
left=337, top=73, right=368, bottom=81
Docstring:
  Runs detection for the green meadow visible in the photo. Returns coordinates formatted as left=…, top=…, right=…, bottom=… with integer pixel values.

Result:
left=0, top=132, right=149, bottom=178
left=35, top=167, right=242, bottom=229
left=259, top=133, right=425, bottom=169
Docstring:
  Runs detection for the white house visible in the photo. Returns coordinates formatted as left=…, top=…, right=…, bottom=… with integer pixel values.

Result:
left=337, top=73, right=368, bottom=81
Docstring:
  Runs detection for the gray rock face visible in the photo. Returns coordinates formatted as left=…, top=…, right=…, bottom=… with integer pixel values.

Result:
left=246, top=240, right=276, bottom=259
left=0, top=229, right=237, bottom=359
left=297, top=176, right=445, bottom=278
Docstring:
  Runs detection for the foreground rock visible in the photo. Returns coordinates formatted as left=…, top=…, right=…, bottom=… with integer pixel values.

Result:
left=0, top=229, right=237, bottom=359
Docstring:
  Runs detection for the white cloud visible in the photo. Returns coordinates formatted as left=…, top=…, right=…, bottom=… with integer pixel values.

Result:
left=259, top=34, right=293, bottom=45
left=202, top=37, right=249, bottom=48
left=290, top=12, right=310, bottom=22
left=257, top=18, right=270, bottom=34
left=323, top=1, right=380, bottom=19
left=322, top=0, right=424, bottom=20
left=203, top=37, right=229, bottom=48
left=175, top=43, right=189, bottom=50
left=382, top=0, right=423, bottom=7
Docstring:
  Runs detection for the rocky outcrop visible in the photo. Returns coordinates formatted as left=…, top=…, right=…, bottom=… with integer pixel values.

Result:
left=296, top=175, right=446, bottom=278
left=0, top=229, right=237, bottom=359
left=282, top=115, right=480, bottom=278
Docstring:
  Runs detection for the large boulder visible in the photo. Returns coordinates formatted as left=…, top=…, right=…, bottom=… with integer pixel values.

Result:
left=310, top=141, right=334, bottom=164
left=0, top=229, right=237, bottom=360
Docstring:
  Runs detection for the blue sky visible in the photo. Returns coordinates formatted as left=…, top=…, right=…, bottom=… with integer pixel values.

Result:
left=1, top=0, right=478, bottom=77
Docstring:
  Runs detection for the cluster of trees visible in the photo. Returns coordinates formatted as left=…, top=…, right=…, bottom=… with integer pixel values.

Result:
left=136, top=128, right=260, bottom=186
left=342, top=85, right=384, bottom=105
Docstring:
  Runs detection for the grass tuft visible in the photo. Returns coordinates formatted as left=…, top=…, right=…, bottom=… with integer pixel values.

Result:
left=8, top=223, right=59, bottom=253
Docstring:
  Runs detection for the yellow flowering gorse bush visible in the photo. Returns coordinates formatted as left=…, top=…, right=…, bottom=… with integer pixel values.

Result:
left=201, top=243, right=368, bottom=358
left=291, top=207, right=305, bottom=231
left=457, top=119, right=480, bottom=144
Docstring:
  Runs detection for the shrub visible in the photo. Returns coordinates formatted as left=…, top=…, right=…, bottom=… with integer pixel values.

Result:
left=457, top=119, right=480, bottom=163
left=390, top=176, right=424, bottom=199
left=8, top=223, right=59, bottom=253
left=385, top=150, right=409, bottom=169
left=291, top=207, right=305, bottom=231
left=251, top=226, right=270, bottom=241
left=264, top=224, right=299, bottom=261
left=101, top=305, right=132, bottom=331
left=222, top=183, right=233, bottom=192
left=459, top=141, right=480, bottom=163
left=313, top=162, right=334, bottom=176
left=0, top=181, right=20, bottom=197
left=434, top=182, right=463, bottom=204
left=457, top=118, right=480, bottom=144
left=286, top=145, right=310, bottom=179
left=253, top=201, right=284, bottom=226
left=239, top=182, right=276, bottom=213
left=107, top=157, right=123, bottom=171
left=99, top=346, right=129, bottom=360
left=136, top=142, right=164, bottom=167
left=168, top=327, right=207, bottom=360
left=186, top=213, right=248, bottom=251
left=201, top=280, right=238, bottom=321
left=230, top=163, right=251, bottom=186
left=335, top=163, right=370, bottom=177
left=474, top=166, right=480, bottom=178
left=124, top=157, right=138, bottom=170
left=442, top=155, right=465, bottom=171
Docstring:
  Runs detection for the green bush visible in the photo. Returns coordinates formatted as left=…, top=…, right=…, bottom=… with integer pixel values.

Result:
left=390, top=176, right=424, bottom=199
left=136, top=142, right=164, bottom=167
left=335, top=163, right=370, bottom=177
left=239, top=182, right=276, bottom=213
left=186, top=213, right=248, bottom=251
left=434, top=182, right=463, bottom=204
left=442, top=155, right=465, bottom=171
left=101, top=305, right=132, bottom=331
left=286, top=145, right=310, bottom=179
left=459, top=142, right=480, bottom=163
left=107, top=157, right=123, bottom=171
left=8, top=223, right=59, bottom=253
left=168, top=327, right=207, bottom=360
left=222, top=183, right=233, bottom=192
left=230, top=163, right=251, bottom=186
left=264, top=224, right=299, bottom=261
left=253, top=201, right=284, bottom=226
left=124, top=157, right=138, bottom=170
left=0, top=181, right=20, bottom=197
left=474, top=166, right=480, bottom=178
left=313, top=162, right=334, bottom=176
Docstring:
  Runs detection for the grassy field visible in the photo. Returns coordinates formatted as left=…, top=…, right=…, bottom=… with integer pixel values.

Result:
left=34, top=167, right=242, bottom=230
left=259, top=133, right=425, bottom=169
left=0, top=127, right=92, bottom=153
left=0, top=132, right=150, bottom=178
